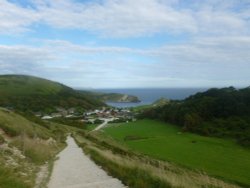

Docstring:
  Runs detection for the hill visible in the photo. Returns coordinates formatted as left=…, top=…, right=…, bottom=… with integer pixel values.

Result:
left=131, top=98, right=170, bottom=112
left=139, top=86, right=250, bottom=147
left=0, top=75, right=105, bottom=113
left=0, top=108, right=68, bottom=187
left=152, top=97, right=170, bottom=106
left=79, top=90, right=140, bottom=103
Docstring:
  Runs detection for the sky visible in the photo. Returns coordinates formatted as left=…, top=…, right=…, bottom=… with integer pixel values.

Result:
left=0, top=0, right=250, bottom=88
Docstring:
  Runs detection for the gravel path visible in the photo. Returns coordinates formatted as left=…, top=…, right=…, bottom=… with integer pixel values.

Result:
left=48, top=136, right=126, bottom=188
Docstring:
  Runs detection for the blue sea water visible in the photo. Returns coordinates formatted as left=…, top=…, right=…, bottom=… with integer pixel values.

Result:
left=95, top=88, right=208, bottom=108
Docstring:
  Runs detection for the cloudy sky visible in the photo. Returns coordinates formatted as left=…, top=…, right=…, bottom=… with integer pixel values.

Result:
left=0, top=0, right=250, bottom=88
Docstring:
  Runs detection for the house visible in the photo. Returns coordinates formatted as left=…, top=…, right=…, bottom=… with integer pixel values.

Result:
left=56, top=107, right=68, bottom=116
left=94, top=109, right=100, bottom=113
left=42, top=115, right=53, bottom=120
left=51, top=113, right=62, bottom=118
left=65, top=114, right=74, bottom=118
left=34, top=112, right=42, bottom=117
left=68, top=108, right=75, bottom=114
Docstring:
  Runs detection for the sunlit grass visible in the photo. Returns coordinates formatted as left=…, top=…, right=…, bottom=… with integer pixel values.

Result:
left=103, top=119, right=250, bottom=186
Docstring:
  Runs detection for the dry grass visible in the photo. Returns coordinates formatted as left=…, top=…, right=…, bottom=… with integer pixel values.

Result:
left=75, top=133, right=240, bottom=188
left=0, top=109, right=70, bottom=188
left=11, top=135, right=59, bottom=164
left=0, top=130, right=66, bottom=188
left=89, top=146, right=239, bottom=188
left=0, top=143, right=36, bottom=188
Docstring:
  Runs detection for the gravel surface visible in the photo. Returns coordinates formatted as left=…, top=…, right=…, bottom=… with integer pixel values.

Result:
left=48, top=137, right=126, bottom=188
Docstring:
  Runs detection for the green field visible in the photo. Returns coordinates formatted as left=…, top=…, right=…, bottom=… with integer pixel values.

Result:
left=103, top=119, right=250, bottom=186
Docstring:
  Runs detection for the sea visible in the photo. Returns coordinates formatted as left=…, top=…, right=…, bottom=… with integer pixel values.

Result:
left=94, top=88, right=208, bottom=108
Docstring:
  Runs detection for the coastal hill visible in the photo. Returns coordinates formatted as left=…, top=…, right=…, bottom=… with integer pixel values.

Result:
left=152, top=97, right=170, bottom=106
left=79, top=90, right=140, bottom=103
left=140, top=86, right=250, bottom=147
left=0, top=75, right=105, bottom=112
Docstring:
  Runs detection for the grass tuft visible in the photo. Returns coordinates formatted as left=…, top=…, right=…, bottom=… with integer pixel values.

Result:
left=84, top=146, right=171, bottom=188
left=11, top=136, right=58, bottom=164
left=0, top=166, right=31, bottom=188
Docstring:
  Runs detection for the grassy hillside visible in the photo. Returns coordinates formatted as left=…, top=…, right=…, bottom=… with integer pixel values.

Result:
left=79, top=90, right=140, bottom=103
left=131, top=97, right=170, bottom=112
left=0, top=107, right=69, bottom=161
left=0, top=108, right=51, bottom=138
left=103, top=119, right=250, bottom=187
left=74, top=130, right=240, bottom=188
left=139, top=86, right=250, bottom=147
left=0, top=75, right=105, bottom=112
left=0, top=75, right=64, bottom=96
left=0, top=108, right=69, bottom=187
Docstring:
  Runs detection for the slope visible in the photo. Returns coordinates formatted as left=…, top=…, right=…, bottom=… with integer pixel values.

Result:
left=0, top=75, right=105, bottom=112
left=79, top=90, right=140, bottom=103
left=140, top=86, right=250, bottom=147
left=0, top=108, right=68, bottom=188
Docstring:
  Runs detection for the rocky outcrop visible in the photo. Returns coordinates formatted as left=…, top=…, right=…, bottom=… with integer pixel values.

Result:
left=101, top=93, right=140, bottom=103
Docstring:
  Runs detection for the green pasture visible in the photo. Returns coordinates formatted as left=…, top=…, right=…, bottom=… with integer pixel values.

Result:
left=103, top=119, right=250, bottom=186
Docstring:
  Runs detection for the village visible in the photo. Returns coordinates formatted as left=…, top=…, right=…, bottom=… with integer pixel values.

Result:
left=40, top=106, right=136, bottom=125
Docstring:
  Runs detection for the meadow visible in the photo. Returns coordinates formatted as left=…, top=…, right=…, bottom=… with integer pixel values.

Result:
left=103, top=119, right=250, bottom=186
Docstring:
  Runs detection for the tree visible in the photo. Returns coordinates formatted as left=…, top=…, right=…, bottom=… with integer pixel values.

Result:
left=183, top=113, right=202, bottom=131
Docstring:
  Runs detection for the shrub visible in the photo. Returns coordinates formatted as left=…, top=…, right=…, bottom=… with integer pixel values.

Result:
left=0, top=135, right=5, bottom=144
left=0, top=123, right=19, bottom=137
left=0, top=167, right=30, bottom=188
left=11, top=136, right=57, bottom=164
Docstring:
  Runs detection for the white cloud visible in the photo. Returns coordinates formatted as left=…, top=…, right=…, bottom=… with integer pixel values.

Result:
left=0, top=0, right=40, bottom=34
left=1, top=0, right=249, bottom=88
left=156, top=36, right=250, bottom=64
left=1, top=36, right=249, bottom=88
left=0, top=44, right=55, bottom=74
left=0, top=0, right=249, bottom=37
left=35, top=0, right=196, bottom=37
left=43, top=40, right=139, bottom=54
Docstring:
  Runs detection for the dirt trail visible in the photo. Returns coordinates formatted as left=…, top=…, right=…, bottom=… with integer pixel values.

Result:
left=93, top=119, right=109, bottom=131
left=48, top=136, right=126, bottom=188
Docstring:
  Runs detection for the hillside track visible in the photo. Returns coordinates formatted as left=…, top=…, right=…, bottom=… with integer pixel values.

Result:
left=48, top=136, right=126, bottom=188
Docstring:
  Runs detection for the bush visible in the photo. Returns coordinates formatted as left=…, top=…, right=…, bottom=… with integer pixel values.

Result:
left=0, top=123, right=18, bottom=137
left=11, top=136, right=57, bottom=164
left=50, top=118, right=85, bottom=129
left=0, top=135, right=5, bottom=144
left=238, top=129, right=250, bottom=147
left=93, top=119, right=103, bottom=124
left=0, top=167, right=30, bottom=188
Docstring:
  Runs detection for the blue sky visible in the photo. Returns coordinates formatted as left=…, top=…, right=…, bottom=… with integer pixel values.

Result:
left=0, top=0, right=250, bottom=88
